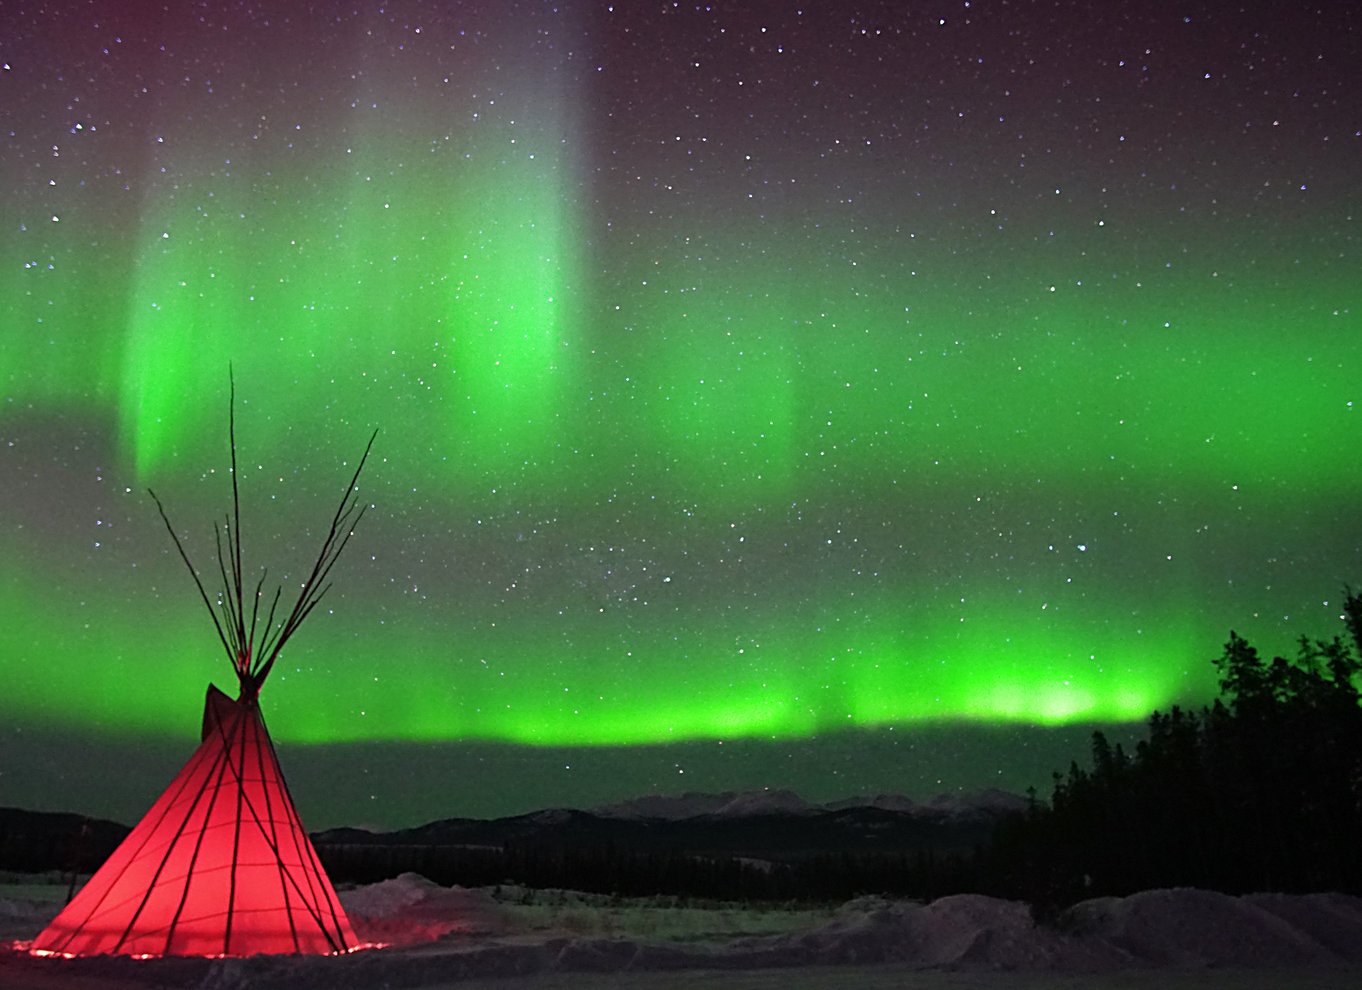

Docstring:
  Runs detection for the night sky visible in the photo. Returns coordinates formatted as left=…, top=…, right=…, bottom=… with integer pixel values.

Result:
left=2, top=1, right=1359, bottom=830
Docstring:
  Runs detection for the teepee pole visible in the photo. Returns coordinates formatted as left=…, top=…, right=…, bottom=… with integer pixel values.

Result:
left=251, top=429, right=376, bottom=689
left=161, top=729, right=236, bottom=955
left=149, top=490, right=236, bottom=668
left=228, top=372, right=248, bottom=676
left=116, top=709, right=242, bottom=955
left=249, top=706, right=349, bottom=952
left=148, top=375, right=375, bottom=702
left=249, top=715, right=304, bottom=952
left=222, top=706, right=249, bottom=956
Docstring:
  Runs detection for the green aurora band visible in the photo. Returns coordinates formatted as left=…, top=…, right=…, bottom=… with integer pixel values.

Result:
left=2, top=12, right=1359, bottom=756
left=3, top=197, right=1356, bottom=747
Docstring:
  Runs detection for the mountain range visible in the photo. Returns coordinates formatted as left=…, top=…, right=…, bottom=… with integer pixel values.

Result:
left=2, top=788, right=1029, bottom=898
left=590, top=787, right=1028, bottom=822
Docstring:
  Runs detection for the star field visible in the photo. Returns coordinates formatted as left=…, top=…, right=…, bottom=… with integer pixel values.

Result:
left=1, top=1, right=1359, bottom=827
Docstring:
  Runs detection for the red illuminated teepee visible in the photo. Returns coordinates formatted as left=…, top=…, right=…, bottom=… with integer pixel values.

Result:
left=32, top=379, right=375, bottom=957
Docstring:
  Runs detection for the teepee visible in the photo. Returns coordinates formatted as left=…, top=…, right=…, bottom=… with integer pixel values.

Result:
left=32, top=381, right=375, bottom=957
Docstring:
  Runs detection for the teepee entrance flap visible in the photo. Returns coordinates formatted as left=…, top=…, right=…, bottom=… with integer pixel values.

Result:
left=201, top=683, right=237, bottom=741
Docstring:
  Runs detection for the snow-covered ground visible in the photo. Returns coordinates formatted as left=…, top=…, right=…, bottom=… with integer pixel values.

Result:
left=3, top=873, right=1361, bottom=989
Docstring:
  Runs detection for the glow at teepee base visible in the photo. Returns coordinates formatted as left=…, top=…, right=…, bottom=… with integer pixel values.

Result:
left=31, top=376, right=376, bottom=957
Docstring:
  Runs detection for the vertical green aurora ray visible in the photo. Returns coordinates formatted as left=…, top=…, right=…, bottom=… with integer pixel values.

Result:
left=119, top=180, right=239, bottom=477
left=436, top=107, right=582, bottom=479
left=111, top=43, right=587, bottom=487
left=0, top=123, right=136, bottom=413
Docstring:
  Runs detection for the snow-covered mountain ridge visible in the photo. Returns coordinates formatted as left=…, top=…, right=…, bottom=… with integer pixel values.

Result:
left=592, top=787, right=1028, bottom=821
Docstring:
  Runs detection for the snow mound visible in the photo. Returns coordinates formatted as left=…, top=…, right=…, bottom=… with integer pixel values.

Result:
left=737, top=893, right=1124, bottom=971
left=911, top=893, right=1125, bottom=969
left=339, top=872, right=504, bottom=946
left=1245, top=892, right=1362, bottom=963
left=0, top=895, right=51, bottom=942
left=1060, top=887, right=1352, bottom=966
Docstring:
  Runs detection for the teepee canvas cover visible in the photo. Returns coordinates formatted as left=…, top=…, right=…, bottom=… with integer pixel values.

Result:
left=33, top=382, right=374, bottom=957
left=31, top=686, right=357, bottom=956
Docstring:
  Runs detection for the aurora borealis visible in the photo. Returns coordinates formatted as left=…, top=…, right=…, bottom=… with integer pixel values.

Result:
left=2, top=1, right=1359, bottom=827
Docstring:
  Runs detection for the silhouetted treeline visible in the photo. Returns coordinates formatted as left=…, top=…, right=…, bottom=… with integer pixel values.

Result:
left=0, top=808, right=125, bottom=876
left=985, top=587, right=1362, bottom=907
left=313, top=802, right=996, bottom=901
left=318, top=839, right=980, bottom=903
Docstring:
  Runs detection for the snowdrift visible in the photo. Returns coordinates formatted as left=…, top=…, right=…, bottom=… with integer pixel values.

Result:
left=4, top=874, right=1362, bottom=987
